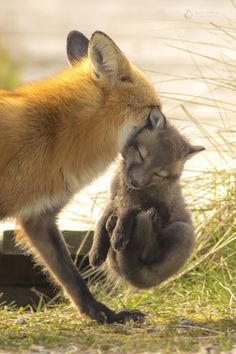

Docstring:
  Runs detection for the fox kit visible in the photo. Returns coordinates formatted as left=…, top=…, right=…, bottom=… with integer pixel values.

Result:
left=0, top=30, right=160, bottom=323
left=90, top=111, right=205, bottom=289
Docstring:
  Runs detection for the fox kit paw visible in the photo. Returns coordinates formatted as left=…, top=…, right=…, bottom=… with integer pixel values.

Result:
left=89, top=250, right=105, bottom=268
left=111, top=231, right=129, bottom=251
left=147, top=208, right=161, bottom=230
left=89, top=241, right=110, bottom=268
left=110, top=211, right=136, bottom=251
left=108, top=215, right=130, bottom=251
left=106, top=214, right=118, bottom=234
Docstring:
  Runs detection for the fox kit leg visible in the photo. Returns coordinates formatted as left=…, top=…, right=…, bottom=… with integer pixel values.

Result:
left=137, top=208, right=162, bottom=263
left=110, top=209, right=139, bottom=251
left=111, top=210, right=195, bottom=288
left=18, top=212, right=144, bottom=324
left=147, top=220, right=195, bottom=280
left=91, top=208, right=158, bottom=267
left=106, top=214, right=118, bottom=234
left=89, top=205, right=114, bottom=268
left=107, top=209, right=156, bottom=283
left=138, top=220, right=195, bottom=288
left=115, top=208, right=160, bottom=266
left=136, top=211, right=195, bottom=271
left=132, top=210, right=195, bottom=272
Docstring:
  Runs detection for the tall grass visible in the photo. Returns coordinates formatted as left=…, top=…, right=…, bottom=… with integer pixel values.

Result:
left=158, top=21, right=236, bottom=294
left=0, top=41, right=20, bottom=89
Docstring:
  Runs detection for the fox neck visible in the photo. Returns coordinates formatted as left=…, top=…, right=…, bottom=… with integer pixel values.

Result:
left=62, top=73, right=130, bottom=154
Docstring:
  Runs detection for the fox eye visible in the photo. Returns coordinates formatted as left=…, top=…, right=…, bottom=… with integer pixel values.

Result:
left=154, top=172, right=164, bottom=178
left=137, top=148, right=144, bottom=162
left=154, top=170, right=168, bottom=178
left=136, top=146, right=147, bottom=162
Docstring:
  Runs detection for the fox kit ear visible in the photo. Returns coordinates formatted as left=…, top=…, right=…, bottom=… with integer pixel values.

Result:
left=148, top=107, right=166, bottom=130
left=88, top=31, right=128, bottom=82
left=67, top=30, right=89, bottom=65
left=186, top=145, right=205, bottom=160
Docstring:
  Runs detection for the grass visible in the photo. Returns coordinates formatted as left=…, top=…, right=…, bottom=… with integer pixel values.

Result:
left=0, top=22, right=236, bottom=354
left=0, top=271, right=235, bottom=353
left=0, top=41, right=20, bottom=89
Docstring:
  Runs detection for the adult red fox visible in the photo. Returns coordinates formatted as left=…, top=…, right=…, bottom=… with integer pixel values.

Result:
left=0, top=30, right=160, bottom=323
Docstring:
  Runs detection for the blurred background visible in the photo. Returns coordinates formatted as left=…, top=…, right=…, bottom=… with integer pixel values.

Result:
left=0, top=0, right=235, bottom=229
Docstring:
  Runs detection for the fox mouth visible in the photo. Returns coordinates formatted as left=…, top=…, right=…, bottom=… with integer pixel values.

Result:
left=125, top=178, right=156, bottom=191
left=127, top=183, right=141, bottom=191
left=125, top=178, right=150, bottom=191
left=125, top=178, right=141, bottom=190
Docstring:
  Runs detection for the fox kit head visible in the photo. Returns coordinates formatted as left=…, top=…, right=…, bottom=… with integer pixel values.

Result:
left=122, top=110, right=205, bottom=190
left=66, top=30, right=160, bottom=148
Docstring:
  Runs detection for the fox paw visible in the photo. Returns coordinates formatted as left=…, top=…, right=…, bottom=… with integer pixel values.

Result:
left=89, top=250, right=105, bottom=268
left=106, top=214, right=118, bottom=234
left=111, top=231, right=130, bottom=251
left=147, top=208, right=161, bottom=230
left=83, top=300, right=145, bottom=324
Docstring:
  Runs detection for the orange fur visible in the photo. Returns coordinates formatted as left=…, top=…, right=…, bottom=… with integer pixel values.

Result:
left=0, top=47, right=159, bottom=222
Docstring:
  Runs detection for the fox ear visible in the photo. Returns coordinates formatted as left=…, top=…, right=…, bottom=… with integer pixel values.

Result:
left=148, top=107, right=166, bottom=130
left=67, top=31, right=89, bottom=65
left=186, top=145, right=205, bottom=160
left=88, top=31, right=128, bottom=82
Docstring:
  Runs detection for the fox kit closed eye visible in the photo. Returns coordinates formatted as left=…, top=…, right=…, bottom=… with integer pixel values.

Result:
left=0, top=30, right=160, bottom=323
left=90, top=110, right=205, bottom=289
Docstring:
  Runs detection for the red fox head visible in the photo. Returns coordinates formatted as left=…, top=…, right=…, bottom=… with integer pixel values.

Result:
left=66, top=30, right=160, bottom=150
